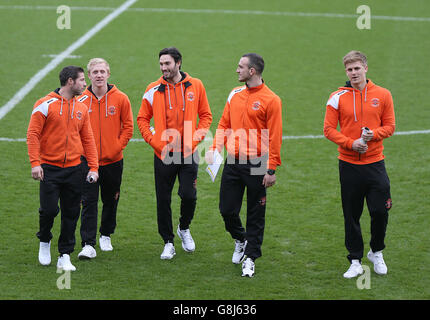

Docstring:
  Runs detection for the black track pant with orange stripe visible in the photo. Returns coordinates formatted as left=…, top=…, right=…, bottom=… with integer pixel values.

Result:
left=219, top=158, right=267, bottom=261
left=80, top=157, right=123, bottom=248
left=37, top=163, right=82, bottom=255
left=154, top=152, right=199, bottom=244
left=339, top=159, right=392, bottom=263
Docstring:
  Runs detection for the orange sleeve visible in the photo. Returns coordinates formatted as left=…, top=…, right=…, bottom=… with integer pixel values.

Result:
left=211, top=100, right=231, bottom=153
left=80, top=111, right=99, bottom=172
left=193, top=81, right=212, bottom=150
left=119, top=95, right=134, bottom=149
left=26, top=104, right=45, bottom=168
left=373, top=90, right=395, bottom=141
left=137, top=95, right=154, bottom=143
left=137, top=90, right=165, bottom=156
left=323, top=102, right=354, bottom=150
left=266, top=96, right=283, bottom=170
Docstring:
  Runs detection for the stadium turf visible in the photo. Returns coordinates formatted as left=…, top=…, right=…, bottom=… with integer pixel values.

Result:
left=0, top=0, right=429, bottom=300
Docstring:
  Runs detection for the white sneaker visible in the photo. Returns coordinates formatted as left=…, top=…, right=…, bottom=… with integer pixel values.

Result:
left=343, top=259, right=364, bottom=278
left=38, top=241, right=51, bottom=266
left=99, top=235, right=113, bottom=251
left=78, top=245, right=97, bottom=260
left=232, top=240, right=247, bottom=264
left=242, top=257, right=255, bottom=277
left=160, top=242, right=176, bottom=260
left=177, top=226, right=195, bottom=252
left=367, top=250, right=388, bottom=275
left=57, top=254, right=76, bottom=271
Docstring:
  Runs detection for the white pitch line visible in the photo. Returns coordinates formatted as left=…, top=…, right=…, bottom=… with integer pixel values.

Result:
left=0, top=5, right=429, bottom=22
left=392, top=129, right=430, bottom=135
left=42, top=54, right=82, bottom=59
left=2, top=130, right=429, bottom=143
left=0, top=138, right=26, bottom=142
left=0, top=0, right=136, bottom=121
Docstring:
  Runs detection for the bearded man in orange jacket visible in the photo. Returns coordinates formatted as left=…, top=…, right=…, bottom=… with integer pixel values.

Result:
left=77, top=58, right=134, bottom=259
left=137, top=47, right=212, bottom=260
left=27, top=66, right=99, bottom=272
left=324, top=51, right=395, bottom=278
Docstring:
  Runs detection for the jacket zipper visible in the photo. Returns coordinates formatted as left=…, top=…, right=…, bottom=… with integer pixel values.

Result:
left=179, top=84, right=186, bottom=149
left=173, top=84, right=181, bottom=151
left=358, top=91, right=364, bottom=161
left=63, top=101, right=70, bottom=167
left=99, top=100, right=102, bottom=162
left=174, top=85, right=179, bottom=134
left=242, top=91, right=250, bottom=158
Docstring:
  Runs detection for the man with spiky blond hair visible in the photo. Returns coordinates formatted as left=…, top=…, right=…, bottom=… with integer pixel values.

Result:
left=324, top=51, right=395, bottom=278
left=77, top=58, right=134, bottom=259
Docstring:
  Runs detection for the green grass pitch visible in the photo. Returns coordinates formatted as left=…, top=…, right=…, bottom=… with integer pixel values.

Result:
left=0, top=0, right=429, bottom=300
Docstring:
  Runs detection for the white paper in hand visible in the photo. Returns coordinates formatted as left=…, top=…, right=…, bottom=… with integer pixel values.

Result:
left=205, top=150, right=223, bottom=182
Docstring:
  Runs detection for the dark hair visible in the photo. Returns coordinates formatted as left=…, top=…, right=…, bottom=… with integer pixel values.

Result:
left=242, top=53, right=264, bottom=75
left=159, top=47, right=182, bottom=69
left=59, top=66, right=84, bottom=86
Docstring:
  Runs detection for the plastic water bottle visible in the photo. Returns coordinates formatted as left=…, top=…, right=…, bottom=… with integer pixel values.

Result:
left=360, top=127, right=370, bottom=144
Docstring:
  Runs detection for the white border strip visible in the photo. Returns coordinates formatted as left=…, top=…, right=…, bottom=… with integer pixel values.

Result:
left=392, top=129, right=430, bottom=135
left=0, top=0, right=136, bottom=120
left=0, top=5, right=429, bottom=22
left=3, top=130, right=429, bottom=143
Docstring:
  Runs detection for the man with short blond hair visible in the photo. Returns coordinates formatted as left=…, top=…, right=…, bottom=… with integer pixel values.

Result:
left=342, top=50, right=368, bottom=67
left=87, top=57, right=110, bottom=72
left=324, top=51, right=395, bottom=278
left=77, top=58, right=134, bottom=259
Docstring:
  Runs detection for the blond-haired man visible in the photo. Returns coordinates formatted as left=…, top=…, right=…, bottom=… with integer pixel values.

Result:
left=77, top=58, right=134, bottom=259
left=324, top=51, right=395, bottom=278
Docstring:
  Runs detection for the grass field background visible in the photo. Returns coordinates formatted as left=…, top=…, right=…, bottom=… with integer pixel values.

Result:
left=0, top=0, right=429, bottom=300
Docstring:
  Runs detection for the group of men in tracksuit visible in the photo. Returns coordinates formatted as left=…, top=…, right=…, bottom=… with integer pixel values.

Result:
left=27, top=48, right=394, bottom=278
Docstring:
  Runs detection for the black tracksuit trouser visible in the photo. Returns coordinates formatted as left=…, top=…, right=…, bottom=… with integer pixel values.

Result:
left=36, top=163, right=82, bottom=255
left=339, top=160, right=392, bottom=262
left=80, top=157, right=123, bottom=247
left=154, top=152, right=199, bottom=244
left=219, top=159, right=267, bottom=261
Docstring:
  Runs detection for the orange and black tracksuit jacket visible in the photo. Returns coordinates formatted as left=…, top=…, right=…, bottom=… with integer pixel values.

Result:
left=324, top=79, right=395, bottom=261
left=27, top=90, right=98, bottom=254
left=27, top=89, right=99, bottom=172
left=137, top=72, right=212, bottom=160
left=324, top=79, right=395, bottom=164
left=78, top=84, right=134, bottom=166
left=78, top=84, right=133, bottom=242
left=137, top=72, right=212, bottom=242
left=214, top=82, right=283, bottom=261
left=211, top=82, right=283, bottom=171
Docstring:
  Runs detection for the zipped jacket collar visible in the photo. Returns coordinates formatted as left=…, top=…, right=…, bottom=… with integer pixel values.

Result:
left=50, top=89, right=77, bottom=118
left=157, top=71, right=192, bottom=111
left=338, top=79, right=374, bottom=122
left=84, top=84, right=116, bottom=118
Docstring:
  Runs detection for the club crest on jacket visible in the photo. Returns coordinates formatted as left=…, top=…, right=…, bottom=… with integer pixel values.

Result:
left=108, top=106, right=116, bottom=115
left=187, top=92, right=195, bottom=102
left=75, top=110, right=83, bottom=120
left=252, top=101, right=261, bottom=111
left=371, top=98, right=380, bottom=107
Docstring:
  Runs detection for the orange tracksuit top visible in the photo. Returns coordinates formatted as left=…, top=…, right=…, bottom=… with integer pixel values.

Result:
left=211, top=82, right=283, bottom=171
left=27, top=90, right=99, bottom=172
left=137, top=72, right=213, bottom=160
left=78, top=84, right=134, bottom=166
left=324, top=79, right=395, bottom=164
